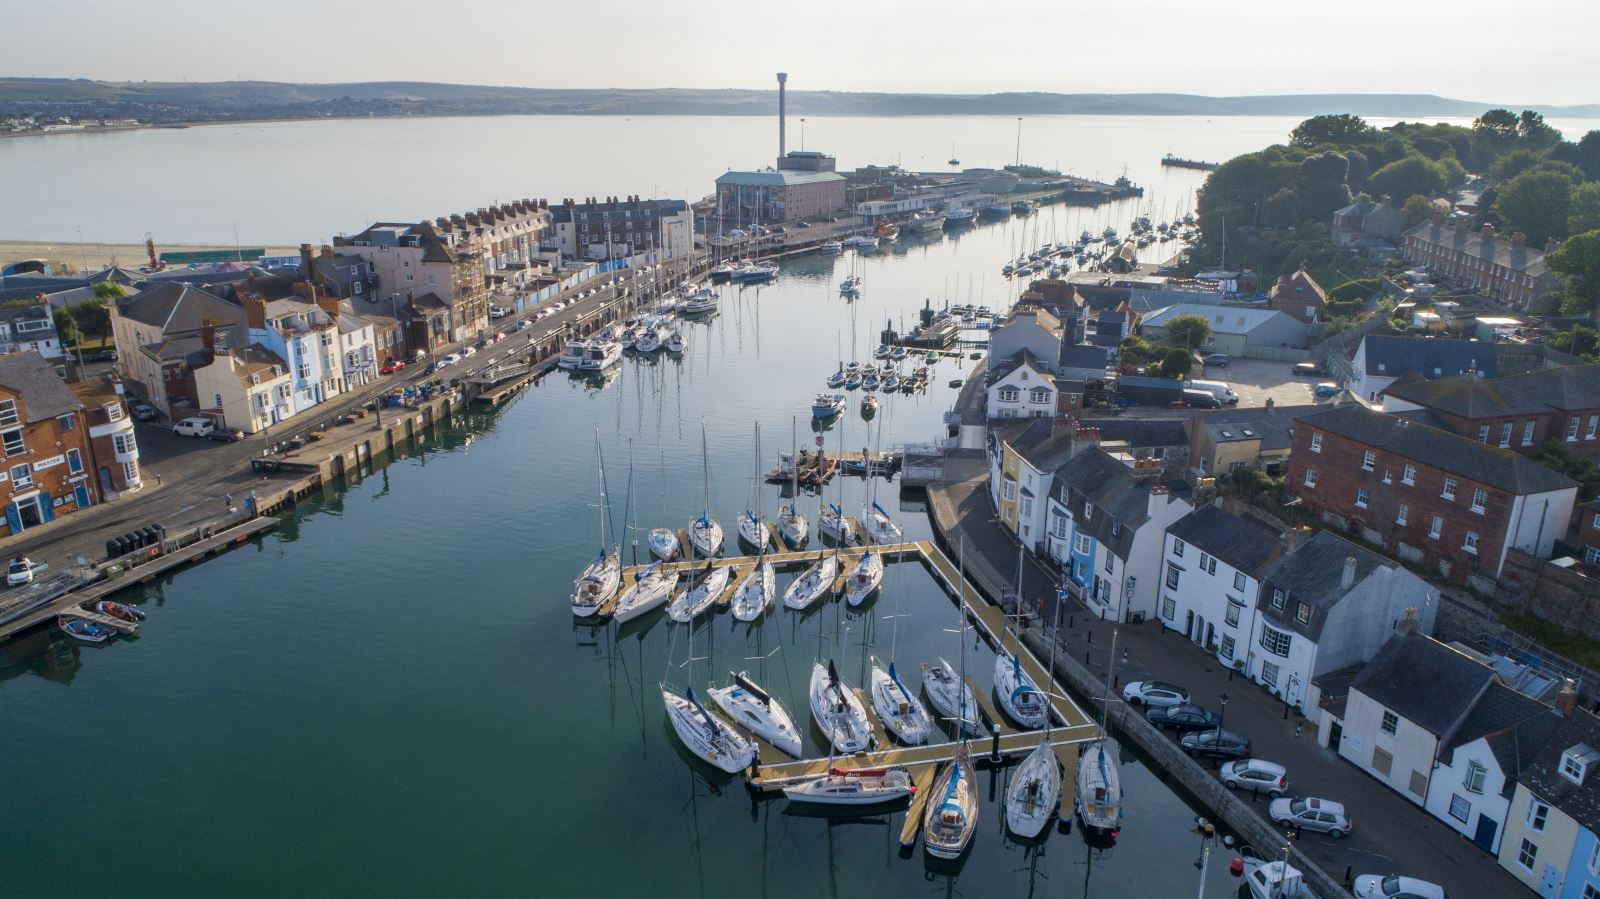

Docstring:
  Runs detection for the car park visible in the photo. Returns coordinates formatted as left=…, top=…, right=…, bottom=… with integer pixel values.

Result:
left=1180, top=728, right=1251, bottom=759
left=1202, top=353, right=1231, bottom=368
left=380, top=360, right=406, bottom=374
left=1269, top=797, right=1351, bottom=837
left=1352, top=874, right=1446, bottom=899
left=173, top=417, right=216, bottom=438
left=1122, top=681, right=1190, bottom=707
left=1220, top=759, right=1289, bottom=796
left=1146, top=704, right=1222, bottom=732
left=1314, top=381, right=1341, bottom=397
left=1292, top=361, right=1325, bottom=377
left=7, top=556, right=37, bottom=587
left=130, top=402, right=158, bottom=422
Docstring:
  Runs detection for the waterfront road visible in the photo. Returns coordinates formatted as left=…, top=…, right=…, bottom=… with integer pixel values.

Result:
left=927, top=450, right=1525, bottom=899
left=0, top=265, right=644, bottom=582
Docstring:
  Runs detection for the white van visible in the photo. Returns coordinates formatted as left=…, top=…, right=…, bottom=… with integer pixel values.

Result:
left=1184, top=379, right=1239, bottom=405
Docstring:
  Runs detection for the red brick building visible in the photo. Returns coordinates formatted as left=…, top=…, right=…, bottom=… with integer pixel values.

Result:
left=70, top=377, right=143, bottom=499
left=1400, top=218, right=1554, bottom=309
left=1288, top=404, right=1578, bottom=583
left=0, top=351, right=103, bottom=535
left=1269, top=267, right=1328, bottom=324
left=1382, top=364, right=1600, bottom=460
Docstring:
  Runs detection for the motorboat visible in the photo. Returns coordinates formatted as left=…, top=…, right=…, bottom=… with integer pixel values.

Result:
left=1242, top=858, right=1312, bottom=899
left=906, top=211, right=945, bottom=233
left=843, top=550, right=883, bottom=606
left=58, top=615, right=115, bottom=644
left=557, top=339, right=588, bottom=370
left=666, top=562, right=731, bottom=623
left=709, top=670, right=802, bottom=758
left=94, top=600, right=145, bottom=622
left=869, top=658, right=933, bottom=745
left=809, top=660, right=873, bottom=754
left=1075, top=737, right=1123, bottom=836
left=812, top=393, right=847, bottom=419
left=921, top=658, right=980, bottom=736
left=860, top=392, right=878, bottom=417
left=578, top=340, right=622, bottom=371
left=819, top=240, right=843, bottom=254
left=819, top=503, right=858, bottom=546
left=783, top=766, right=915, bottom=805
left=782, top=553, right=838, bottom=610
left=994, top=649, right=1049, bottom=729
left=922, top=750, right=978, bottom=859
left=1006, top=737, right=1063, bottom=838
left=662, top=683, right=756, bottom=774
left=649, top=527, right=680, bottom=561
left=688, top=511, right=723, bottom=558
left=862, top=502, right=904, bottom=545
left=665, top=330, right=687, bottom=354
left=777, top=500, right=809, bottom=550
left=569, top=545, right=622, bottom=617
left=680, top=287, right=719, bottom=314
left=944, top=205, right=975, bottom=226
left=613, top=562, right=680, bottom=624
left=841, top=235, right=873, bottom=248
left=729, top=560, right=775, bottom=622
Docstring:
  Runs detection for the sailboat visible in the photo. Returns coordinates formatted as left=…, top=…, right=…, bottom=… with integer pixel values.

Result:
left=687, top=422, right=723, bottom=557
left=613, top=561, right=680, bottom=624
left=820, top=502, right=857, bottom=546
left=1007, top=625, right=1065, bottom=838
left=809, top=660, right=873, bottom=754
left=648, top=453, right=681, bottom=562
left=782, top=552, right=838, bottom=610
left=923, top=543, right=980, bottom=736
left=861, top=501, right=903, bottom=545
left=737, top=424, right=771, bottom=553
left=843, top=550, right=883, bottom=606
left=784, top=765, right=915, bottom=805
left=870, top=657, right=933, bottom=746
left=1076, top=626, right=1123, bottom=837
left=994, top=548, right=1050, bottom=729
left=729, top=559, right=775, bottom=622
left=922, top=745, right=978, bottom=859
left=571, top=432, right=621, bottom=617
left=777, top=418, right=810, bottom=550
left=709, top=670, right=802, bottom=758
left=662, top=606, right=755, bottom=773
left=666, top=561, right=731, bottom=624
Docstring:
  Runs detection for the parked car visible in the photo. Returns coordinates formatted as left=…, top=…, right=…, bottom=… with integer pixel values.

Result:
left=380, top=360, right=406, bottom=374
left=438, top=353, right=462, bottom=367
left=1202, top=353, right=1231, bottom=368
left=515, top=320, right=532, bottom=332
left=7, top=556, right=36, bottom=587
left=1292, top=361, right=1325, bottom=377
left=461, top=346, right=477, bottom=358
left=1314, top=381, right=1341, bottom=397
left=173, top=417, right=216, bottom=438
left=1220, top=759, right=1289, bottom=796
left=1122, top=681, right=1190, bottom=707
left=489, top=305, right=511, bottom=319
left=771, top=226, right=787, bottom=234
left=1146, top=704, right=1222, bottom=732
left=1352, top=874, right=1446, bottom=899
left=1180, top=728, right=1251, bottom=759
left=206, top=426, right=245, bottom=443
left=1268, top=797, right=1351, bottom=838
left=130, top=402, right=158, bottom=422
left=795, top=221, right=811, bottom=228
left=1182, top=388, right=1222, bottom=409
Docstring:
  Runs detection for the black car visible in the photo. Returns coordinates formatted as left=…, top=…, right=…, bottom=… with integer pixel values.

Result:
left=1292, top=361, right=1326, bottom=377
left=206, top=426, right=246, bottom=443
left=1146, top=704, right=1222, bottom=732
left=1181, top=728, right=1251, bottom=759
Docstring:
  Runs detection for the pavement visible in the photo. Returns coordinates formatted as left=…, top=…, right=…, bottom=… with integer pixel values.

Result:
left=926, top=451, right=1526, bottom=899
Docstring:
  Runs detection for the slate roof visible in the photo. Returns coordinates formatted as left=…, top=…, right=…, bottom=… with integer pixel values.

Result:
left=1493, top=364, right=1600, bottom=413
left=715, top=170, right=846, bottom=187
left=1404, top=219, right=1549, bottom=278
left=1351, top=632, right=1495, bottom=740
left=1143, top=303, right=1294, bottom=335
left=1383, top=373, right=1552, bottom=418
left=548, top=198, right=688, bottom=222
left=115, top=281, right=244, bottom=333
left=1518, top=709, right=1600, bottom=832
left=1360, top=335, right=1498, bottom=381
left=1300, top=403, right=1578, bottom=495
left=1259, top=531, right=1407, bottom=641
left=1166, top=505, right=1287, bottom=578
left=1441, top=682, right=1560, bottom=790
left=1053, top=449, right=1189, bottom=560
left=1197, top=404, right=1322, bottom=450
left=0, top=301, right=56, bottom=331
left=997, top=419, right=1081, bottom=473
left=0, top=351, right=81, bottom=421
left=1059, top=344, right=1112, bottom=372
left=990, top=348, right=1052, bottom=382
left=1076, top=418, right=1189, bottom=448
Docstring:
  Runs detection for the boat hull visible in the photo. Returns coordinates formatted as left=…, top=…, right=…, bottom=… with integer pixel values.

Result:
left=613, top=571, right=679, bottom=624
left=1075, top=738, right=1123, bottom=835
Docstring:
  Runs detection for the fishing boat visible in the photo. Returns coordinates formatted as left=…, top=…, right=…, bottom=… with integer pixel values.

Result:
left=94, top=600, right=145, bottom=622
left=58, top=615, right=115, bottom=644
left=782, top=553, right=838, bottom=610
left=819, top=502, right=858, bottom=546
left=687, top=424, right=723, bottom=557
left=1242, top=857, right=1313, bottom=899
left=809, top=660, right=873, bottom=754
left=784, top=766, right=915, bottom=805
left=729, top=560, right=775, bottom=622
left=663, top=683, right=755, bottom=774
left=906, top=211, right=945, bottom=233
left=861, top=502, right=904, bottom=545
left=843, top=550, right=883, bottom=606
left=666, top=562, right=731, bottom=623
left=777, top=419, right=810, bottom=550
left=812, top=393, right=847, bottom=419
left=710, top=670, right=802, bottom=757
left=944, top=204, right=975, bottom=226
left=994, top=648, right=1048, bottom=729
left=873, top=220, right=899, bottom=243
left=922, top=748, right=978, bottom=859
left=860, top=392, right=878, bottom=418
left=570, top=433, right=621, bottom=617
left=922, top=658, right=980, bottom=736
left=869, top=657, right=933, bottom=745
left=557, top=339, right=588, bottom=370
left=613, top=562, right=680, bottom=624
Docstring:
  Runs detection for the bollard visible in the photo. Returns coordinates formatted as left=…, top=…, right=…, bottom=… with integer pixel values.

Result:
left=1069, top=615, right=1074, bottom=631
left=1113, top=675, right=1119, bottom=690
left=990, top=723, right=1002, bottom=764
left=1087, top=630, right=1093, bottom=645
left=1283, top=703, right=1290, bottom=720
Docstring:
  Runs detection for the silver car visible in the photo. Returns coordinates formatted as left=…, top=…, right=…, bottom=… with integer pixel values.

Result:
left=1269, top=796, right=1352, bottom=838
left=1121, top=680, right=1190, bottom=708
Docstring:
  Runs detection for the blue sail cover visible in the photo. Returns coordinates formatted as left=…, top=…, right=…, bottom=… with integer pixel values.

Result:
left=939, top=762, right=965, bottom=817
left=888, top=662, right=913, bottom=702
left=635, top=561, right=659, bottom=582
left=872, top=502, right=891, bottom=518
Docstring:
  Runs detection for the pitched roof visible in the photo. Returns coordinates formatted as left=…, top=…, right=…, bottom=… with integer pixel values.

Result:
left=1493, top=364, right=1600, bottom=413
left=990, top=348, right=1052, bottom=381
left=1518, top=709, right=1600, bottom=831
left=1259, top=531, right=1410, bottom=641
left=996, top=419, right=1081, bottom=473
left=1142, top=303, right=1298, bottom=335
left=1059, top=344, right=1112, bottom=372
left=1166, top=505, right=1287, bottom=578
left=1299, top=403, right=1578, bottom=495
left=1053, top=449, right=1189, bottom=559
left=0, top=351, right=81, bottom=421
left=1404, top=219, right=1549, bottom=278
left=1197, top=404, right=1322, bottom=451
left=1383, top=372, right=1552, bottom=418
left=1271, top=270, right=1327, bottom=304
left=1441, top=681, right=1560, bottom=787
left=1360, top=335, right=1498, bottom=380
left=115, top=281, right=243, bottom=334
left=715, top=170, right=846, bottom=186
left=1351, top=631, right=1495, bottom=739
left=1076, top=418, right=1189, bottom=448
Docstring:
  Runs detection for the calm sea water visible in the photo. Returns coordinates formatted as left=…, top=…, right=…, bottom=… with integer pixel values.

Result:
left=10, top=112, right=1596, bottom=246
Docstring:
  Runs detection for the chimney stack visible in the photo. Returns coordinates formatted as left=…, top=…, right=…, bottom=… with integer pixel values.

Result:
left=201, top=317, right=216, bottom=359
left=244, top=296, right=267, bottom=330
left=1394, top=606, right=1420, bottom=637
left=1558, top=679, right=1578, bottom=716
left=1480, top=222, right=1495, bottom=241
left=1340, top=556, right=1358, bottom=591
left=777, top=72, right=788, bottom=159
left=300, top=243, right=315, bottom=281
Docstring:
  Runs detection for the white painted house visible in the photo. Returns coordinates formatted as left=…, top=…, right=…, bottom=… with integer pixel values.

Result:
left=987, top=349, right=1059, bottom=420
left=1158, top=504, right=1288, bottom=666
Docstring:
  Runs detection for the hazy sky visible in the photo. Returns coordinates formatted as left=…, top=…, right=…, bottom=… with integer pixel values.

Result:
left=9, top=0, right=1597, bottom=105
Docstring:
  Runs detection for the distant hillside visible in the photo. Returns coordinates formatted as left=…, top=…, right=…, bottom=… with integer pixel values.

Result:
left=2, top=78, right=1597, bottom=122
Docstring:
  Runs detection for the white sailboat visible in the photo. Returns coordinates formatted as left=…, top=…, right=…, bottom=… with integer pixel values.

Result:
left=666, top=562, right=731, bottom=624
left=777, top=417, right=809, bottom=550
left=570, top=432, right=621, bottom=617
left=819, top=502, right=857, bottom=546
left=709, top=670, right=802, bottom=758
left=687, top=423, right=723, bottom=557
left=924, top=540, right=981, bottom=735
left=994, top=547, right=1050, bottom=729
left=649, top=455, right=681, bottom=561
left=737, top=424, right=771, bottom=553
left=662, top=603, right=755, bottom=773
left=729, top=559, right=775, bottom=622
left=922, top=746, right=978, bottom=859
left=809, top=660, right=873, bottom=754
left=861, top=501, right=903, bottom=545
left=869, top=657, right=933, bottom=745
left=1076, top=625, right=1123, bottom=836
left=782, top=552, right=838, bottom=610
left=843, top=550, right=883, bottom=607
left=784, top=765, right=915, bottom=805
left=613, top=562, right=679, bottom=624
left=665, top=329, right=687, bottom=354
left=635, top=322, right=664, bottom=354
left=1009, top=583, right=1069, bottom=838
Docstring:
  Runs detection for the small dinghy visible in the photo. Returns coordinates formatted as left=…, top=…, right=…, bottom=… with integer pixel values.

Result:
left=810, top=660, right=873, bottom=754
left=95, top=600, right=145, bottom=622
left=869, top=658, right=933, bottom=745
left=729, top=560, right=775, bottom=622
left=667, top=563, right=731, bottom=624
left=784, top=766, right=914, bottom=805
left=843, top=551, right=883, bottom=607
left=1006, top=736, right=1063, bottom=838
left=709, top=670, right=802, bottom=758
left=783, top=553, right=838, bottom=610
left=663, top=683, right=755, bottom=774
left=921, top=658, right=981, bottom=736
left=58, top=615, right=115, bottom=644
left=613, top=562, right=680, bottom=624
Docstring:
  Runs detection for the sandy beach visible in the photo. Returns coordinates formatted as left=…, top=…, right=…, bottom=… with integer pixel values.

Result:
left=0, top=240, right=299, bottom=275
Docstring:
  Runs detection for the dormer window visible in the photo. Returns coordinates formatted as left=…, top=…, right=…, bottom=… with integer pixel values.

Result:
left=1561, top=744, right=1600, bottom=785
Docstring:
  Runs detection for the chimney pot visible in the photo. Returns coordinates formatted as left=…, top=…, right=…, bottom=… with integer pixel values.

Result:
left=1558, top=679, right=1578, bottom=716
left=1394, top=606, right=1420, bottom=636
left=1341, top=556, right=1358, bottom=590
